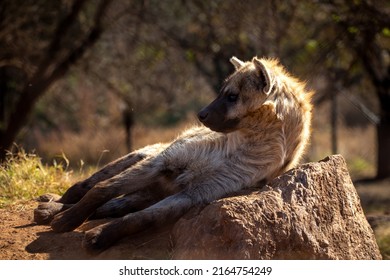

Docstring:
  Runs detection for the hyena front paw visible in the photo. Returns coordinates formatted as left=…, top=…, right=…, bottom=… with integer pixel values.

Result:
left=36, top=193, right=62, bottom=202
left=50, top=208, right=87, bottom=233
left=34, top=202, right=70, bottom=224
left=82, top=222, right=123, bottom=254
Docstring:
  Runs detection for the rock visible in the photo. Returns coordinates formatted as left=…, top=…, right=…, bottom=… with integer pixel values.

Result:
left=172, top=155, right=382, bottom=260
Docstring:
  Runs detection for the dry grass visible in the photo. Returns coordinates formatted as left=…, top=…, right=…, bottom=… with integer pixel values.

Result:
left=356, top=180, right=390, bottom=213
left=132, top=116, right=199, bottom=150
left=33, top=127, right=126, bottom=167
left=0, top=148, right=88, bottom=208
left=30, top=115, right=200, bottom=167
left=375, top=225, right=390, bottom=259
left=310, top=102, right=377, bottom=180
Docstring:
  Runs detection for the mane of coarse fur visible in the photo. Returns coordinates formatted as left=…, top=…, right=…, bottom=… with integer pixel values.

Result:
left=260, top=58, right=313, bottom=171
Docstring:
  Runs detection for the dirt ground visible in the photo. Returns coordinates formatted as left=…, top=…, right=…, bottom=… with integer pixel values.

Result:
left=0, top=201, right=173, bottom=260
left=1, top=180, right=389, bottom=260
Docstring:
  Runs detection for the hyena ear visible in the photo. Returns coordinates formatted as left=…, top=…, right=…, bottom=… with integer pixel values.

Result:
left=230, top=56, right=244, bottom=70
left=252, top=57, right=274, bottom=95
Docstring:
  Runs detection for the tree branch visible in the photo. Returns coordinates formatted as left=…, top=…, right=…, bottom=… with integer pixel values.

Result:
left=0, top=0, right=113, bottom=159
left=34, top=0, right=88, bottom=80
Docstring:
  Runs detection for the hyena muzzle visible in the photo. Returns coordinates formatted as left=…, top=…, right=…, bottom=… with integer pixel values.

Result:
left=34, top=56, right=313, bottom=253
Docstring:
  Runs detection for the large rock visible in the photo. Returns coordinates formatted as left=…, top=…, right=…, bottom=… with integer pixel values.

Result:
left=172, top=155, right=382, bottom=260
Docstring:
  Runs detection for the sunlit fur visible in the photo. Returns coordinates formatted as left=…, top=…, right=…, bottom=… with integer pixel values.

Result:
left=37, top=56, right=313, bottom=252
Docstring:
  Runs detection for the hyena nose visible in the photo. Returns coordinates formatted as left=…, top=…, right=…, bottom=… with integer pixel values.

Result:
left=197, top=109, right=209, bottom=121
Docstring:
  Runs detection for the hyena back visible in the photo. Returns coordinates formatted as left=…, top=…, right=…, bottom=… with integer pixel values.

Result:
left=34, top=56, right=313, bottom=253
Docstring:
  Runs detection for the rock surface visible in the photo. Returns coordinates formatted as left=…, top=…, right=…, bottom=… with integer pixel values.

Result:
left=172, top=155, right=382, bottom=260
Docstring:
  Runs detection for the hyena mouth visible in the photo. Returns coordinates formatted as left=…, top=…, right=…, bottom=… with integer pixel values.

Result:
left=198, top=108, right=239, bottom=133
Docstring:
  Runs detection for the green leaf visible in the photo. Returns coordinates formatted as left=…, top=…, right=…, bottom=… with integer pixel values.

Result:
left=348, top=26, right=359, bottom=34
left=185, top=50, right=195, bottom=62
left=382, top=28, right=390, bottom=37
left=332, top=14, right=341, bottom=23
left=305, top=39, right=318, bottom=52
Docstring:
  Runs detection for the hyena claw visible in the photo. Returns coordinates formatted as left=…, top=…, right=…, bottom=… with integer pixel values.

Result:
left=82, top=222, right=124, bottom=254
left=36, top=193, right=62, bottom=203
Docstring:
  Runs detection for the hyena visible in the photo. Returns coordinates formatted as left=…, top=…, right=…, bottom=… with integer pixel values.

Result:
left=34, top=56, right=313, bottom=253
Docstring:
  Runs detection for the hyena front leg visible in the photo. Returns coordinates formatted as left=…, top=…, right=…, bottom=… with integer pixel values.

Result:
left=82, top=192, right=195, bottom=253
left=34, top=188, right=160, bottom=224
left=50, top=157, right=165, bottom=233
left=34, top=201, right=73, bottom=224
left=91, top=187, right=163, bottom=219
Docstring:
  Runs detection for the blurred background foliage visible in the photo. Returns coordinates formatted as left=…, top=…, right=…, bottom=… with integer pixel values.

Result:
left=0, top=0, right=389, bottom=180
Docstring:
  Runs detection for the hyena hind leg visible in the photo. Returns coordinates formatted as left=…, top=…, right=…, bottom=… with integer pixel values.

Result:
left=33, top=151, right=149, bottom=225
left=58, top=151, right=150, bottom=204
left=58, top=142, right=168, bottom=204
left=50, top=157, right=165, bottom=233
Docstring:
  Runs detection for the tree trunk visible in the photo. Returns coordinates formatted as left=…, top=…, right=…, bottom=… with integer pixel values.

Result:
left=354, top=31, right=390, bottom=180
left=377, top=122, right=390, bottom=179
left=331, top=86, right=338, bottom=154
left=376, top=93, right=390, bottom=179
left=123, top=106, right=134, bottom=152
left=0, top=78, right=47, bottom=161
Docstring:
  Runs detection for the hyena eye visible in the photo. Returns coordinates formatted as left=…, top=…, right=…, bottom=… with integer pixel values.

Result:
left=227, top=94, right=239, bottom=102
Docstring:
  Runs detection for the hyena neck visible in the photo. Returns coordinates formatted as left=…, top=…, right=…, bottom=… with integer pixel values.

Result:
left=224, top=130, right=271, bottom=157
left=264, top=78, right=312, bottom=170
left=266, top=89, right=294, bottom=120
left=225, top=131, right=244, bottom=153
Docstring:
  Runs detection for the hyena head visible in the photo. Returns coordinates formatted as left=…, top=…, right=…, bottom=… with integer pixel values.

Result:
left=198, top=56, right=275, bottom=133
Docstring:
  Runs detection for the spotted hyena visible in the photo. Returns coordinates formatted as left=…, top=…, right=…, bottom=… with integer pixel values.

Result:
left=34, top=56, right=313, bottom=253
